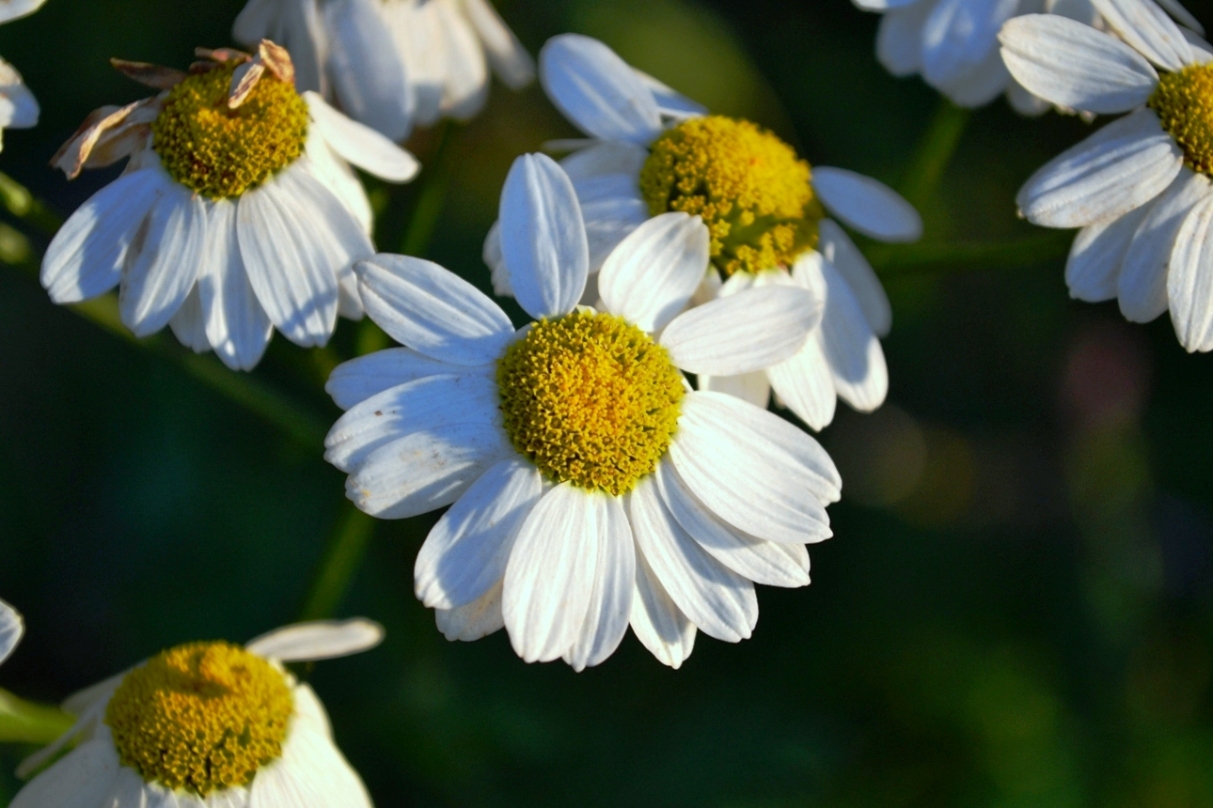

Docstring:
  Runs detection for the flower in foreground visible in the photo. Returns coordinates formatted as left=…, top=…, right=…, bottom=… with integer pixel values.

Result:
left=11, top=619, right=382, bottom=807
left=486, top=34, right=921, bottom=431
left=0, top=598, right=22, bottom=665
left=0, top=0, right=47, bottom=151
left=1000, top=6, right=1213, bottom=351
left=41, top=42, right=419, bottom=370
left=850, top=0, right=1200, bottom=113
left=233, top=0, right=534, bottom=142
left=326, top=153, right=841, bottom=669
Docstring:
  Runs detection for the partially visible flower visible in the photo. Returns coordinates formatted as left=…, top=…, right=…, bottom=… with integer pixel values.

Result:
left=486, top=35, right=921, bottom=431
left=0, top=0, right=47, bottom=151
left=12, top=619, right=383, bottom=808
left=326, top=153, right=840, bottom=669
left=41, top=43, right=419, bottom=370
left=233, top=0, right=534, bottom=142
left=852, top=0, right=1200, bottom=113
left=0, top=598, right=23, bottom=665
left=999, top=6, right=1213, bottom=351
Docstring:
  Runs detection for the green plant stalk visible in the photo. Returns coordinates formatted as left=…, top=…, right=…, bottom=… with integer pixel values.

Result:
left=870, top=231, right=1072, bottom=277
left=899, top=99, right=971, bottom=208
left=0, top=688, right=74, bottom=745
left=300, top=505, right=377, bottom=620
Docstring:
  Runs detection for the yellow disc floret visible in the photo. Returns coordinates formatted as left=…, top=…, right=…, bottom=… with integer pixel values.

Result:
left=497, top=311, right=685, bottom=496
left=640, top=115, right=824, bottom=277
left=105, top=641, right=294, bottom=795
left=151, top=65, right=309, bottom=199
left=1150, top=64, right=1213, bottom=176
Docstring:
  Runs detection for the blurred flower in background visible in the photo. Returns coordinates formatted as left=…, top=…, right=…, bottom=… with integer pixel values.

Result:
left=0, top=601, right=21, bottom=665
left=0, top=0, right=44, bottom=153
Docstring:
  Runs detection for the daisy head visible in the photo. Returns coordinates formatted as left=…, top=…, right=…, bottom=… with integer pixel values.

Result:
left=484, top=34, right=921, bottom=431
left=325, top=152, right=842, bottom=669
left=12, top=619, right=383, bottom=808
left=999, top=3, right=1213, bottom=351
left=40, top=42, right=420, bottom=370
left=851, top=0, right=1200, bottom=113
left=0, top=598, right=23, bottom=665
left=233, top=0, right=535, bottom=142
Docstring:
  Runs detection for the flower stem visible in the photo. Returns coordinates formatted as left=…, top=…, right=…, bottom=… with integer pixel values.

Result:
left=299, top=505, right=376, bottom=620
left=898, top=99, right=971, bottom=208
left=870, top=231, right=1072, bottom=277
left=0, top=688, right=74, bottom=745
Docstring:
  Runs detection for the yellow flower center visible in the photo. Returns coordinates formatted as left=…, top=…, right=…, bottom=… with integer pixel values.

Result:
left=1150, top=64, right=1213, bottom=176
left=496, top=311, right=685, bottom=496
left=105, top=641, right=294, bottom=796
left=639, top=115, right=824, bottom=277
left=151, top=65, right=309, bottom=199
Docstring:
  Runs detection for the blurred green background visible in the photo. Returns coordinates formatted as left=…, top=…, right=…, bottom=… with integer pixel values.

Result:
left=3, top=0, right=1213, bottom=805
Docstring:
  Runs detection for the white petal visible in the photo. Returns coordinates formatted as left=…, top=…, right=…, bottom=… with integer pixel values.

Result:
left=461, top=0, right=536, bottom=89
left=432, top=0, right=490, bottom=120
left=415, top=457, right=543, bottom=609
left=233, top=0, right=277, bottom=45
left=120, top=187, right=206, bottom=337
left=322, top=0, right=414, bottom=142
left=245, top=619, right=383, bottom=662
left=634, top=69, right=708, bottom=120
left=560, top=139, right=649, bottom=185
left=812, top=167, right=922, bottom=242
left=503, top=484, right=604, bottom=663
left=814, top=259, right=890, bottom=413
left=169, top=287, right=209, bottom=353
left=818, top=221, right=893, bottom=336
left=920, top=0, right=1011, bottom=90
left=629, top=542, right=696, bottom=668
left=196, top=200, right=273, bottom=371
left=10, top=738, right=121, bottom=808
left=626, top=472, right=757, bottom=642
left=670, top=391, right=840, bottom=544
left=499, top=153, right=589, bottom=319
left=697, top=370, right=772, bottom=410
left=327, top=347, right=481, bottom=410
left=1157, top=0, right=1204, bottom=35
left=1168, top=193, right=1213, bottom=351
left=306, top=92, right=420, bottom=181
left=999, top=15, right=1159, bottom=114
left=582, top=196, right=650, bottom=271
left=435, top=582, right=506, bottom=641
left=1006, top=78, right=1051, bottom=117
left=355, top=253, right=515, bottom=365
left=661, top=285, right=820, bottom=376
left=564, top=496, right=635, bottom=671
left=1065, top=203, right=1152, bottom=302
left=249, top=724, right=372, bottom=808
left=1016, top=108, right=1181, bottom=228
left=767, top=333, right=838, bottom=431
left=656, top=462, right=810, bottom=588
left=598, top=212, right=709, bottom=331
left=42, top=168, right=167, bottom=304
left=937, top=41, right=1011, bottom=107
left=0, top=599, right=21, bottom=665
left=305, top=133, right=373, bottom=235
left=483, top=220, right=512, bottom=295
left=1091, top=0, right=1193, bottom=70
left=0, top=0, right=46, bottom=24
left=877, top=2, right=933, bottom=76
left=257, top=0, right=328, bottom=94
left=1120, top=168, right=1211, bottom=321
left=539, top=34, right=663, bottom=144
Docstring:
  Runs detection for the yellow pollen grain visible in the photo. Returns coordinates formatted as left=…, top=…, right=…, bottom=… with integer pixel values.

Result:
left=1150, top=63, right=1213, bottom=176
left=639, top=115, right=824, bottom=277
left=105, top=641, right=294, bottom=796
left=497, top=311, right=685, bottom=496
left=151, top=65, right=309, bottom=199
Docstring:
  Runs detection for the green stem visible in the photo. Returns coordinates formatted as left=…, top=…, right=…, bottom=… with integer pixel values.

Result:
left=299, top=505, right=376, bottom=620
left=898, top=99, right=971, bottom=208
left=0, top=689, right=74, bottom=745
left=871, top=231, right=1072, bottom=277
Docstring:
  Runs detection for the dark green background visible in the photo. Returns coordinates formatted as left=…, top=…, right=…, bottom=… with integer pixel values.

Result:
left=2, top=0, right=1212, bottom=804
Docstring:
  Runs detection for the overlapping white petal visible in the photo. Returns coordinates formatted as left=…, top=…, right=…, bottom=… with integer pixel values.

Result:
left=812, top=167, right=923, bottom=242
left=0, top=599, right=22, bottom=665
left=598, top=212, right=709, bottom=332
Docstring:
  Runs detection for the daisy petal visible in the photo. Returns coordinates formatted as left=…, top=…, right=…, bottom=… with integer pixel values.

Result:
left=503, top=484, right=604, bottom=663
left=583, top=197, right=650, bottom=270
left=305, top=92, right=419, bottom=181
left=0, top=0, right=46, bottom=24
left=814, top=260, right=889, bottom=413
left=819, top=220, right=893, bottom=336
left=355, top=253, right=515, bottom=365
left=599, top=212, right=710, bottom=331
left=246, top=619, right=383, bottom=662
left=697, top=371, right=772, bottom=410
left=878, top=2, right=933, bottom=75
left=0, top=599, right=21, bottom=665
left=999, top=15, right=1159, bottom=114
left=1066, top=204, right=1152, bottom=303
left=1091, top=0, right=1193, bottom=70
left=169, top=288, right=208, bottom=353
left=629, top=542, right=696, bottom=668
left=627, top=472, right=757, bottom=642
left=321, top=0, right=413, bottom=143
left=9, top=739, right=121, bottom=808
left=565, top=496, right=635, bottom=671
left=670, top=391, right=840, bottom=544
left=250, top=724, right=372, bottom=808
left=120, top=187, right=206, bottom=337
left=812, top=167, right=922, bottom=242
left=1158, top=0, right=1204, bottom=35
left=767, top=334, right=838, bottom=431
left=634, top=69, right=708, bottom=119
left=919, top=0, right=1011, bottom=90
left=436, top=582, right=506, bottom=641
left=461, top=0, right=536, bottom=89
left=1016, top=108, right=1181, bottom=228
left=499, top=153, right=589, bottom=319
left=433, top=0, right=491, bottom=120
left=415, top=457, right=544, bottom=610
left=327, top=348, right=482, bottom=410
left=539, top=34, right=663, bottom=144
left=661, top=286, right=820, bottom=376
left=195, top=198, right=273, bottom=371
left=1168, top=194, right=1213, bottom=351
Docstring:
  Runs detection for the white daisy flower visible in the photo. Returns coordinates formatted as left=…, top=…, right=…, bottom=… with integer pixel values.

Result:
left=485, top=35, right=921, bottom=431
left=40, top=42, right=420, bottom=370
left=999, top=4, right=1213, bottom=351
left=325, top=152, right=841, bottom=669
left=0, top=0, right=47, bottom=151
left=11, top=618, right=383, bottom=808
left=0, top=598, right=23, bottom=665
left=233, top=0, right=535, bottom=142
left=851, top=0, right=1200, bottom=114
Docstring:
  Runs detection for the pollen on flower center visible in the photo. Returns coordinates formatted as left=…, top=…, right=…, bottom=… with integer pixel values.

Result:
left=639, top=115, right=823, bottom=277
left=105, top=641, right=294, bottom=795
left=151, top=65, right=309, bottom=199
left=496, top=311, right=685, bottom=496
left=1150, top=64, right=1213, bottom=176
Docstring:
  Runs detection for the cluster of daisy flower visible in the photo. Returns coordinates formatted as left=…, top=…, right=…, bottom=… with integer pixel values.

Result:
left=0, top=0, right=1211, bottom=802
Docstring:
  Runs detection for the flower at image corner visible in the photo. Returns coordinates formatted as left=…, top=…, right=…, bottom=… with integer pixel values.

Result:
left=0, top=0, right=48, bottom=151
left=325, top=153, right=842, bottom=669
left=10, top=619, right=383, bottom=808
left=40, top=42, right=420, bottom=370
left=486, top=34, right=922, bottom=431
left=232, top=0, right=535, bottom=142
left=850, top=0, right=1201, bottom=113
left=999, top=5, right=1213, bottom=352
left=0, top=598, right=23, bottom=665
